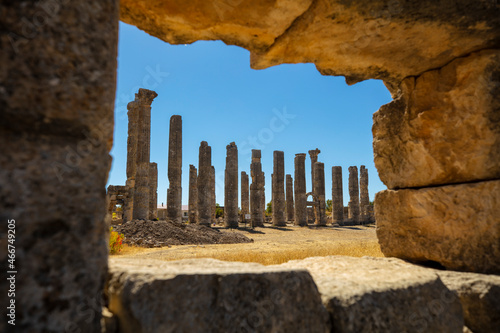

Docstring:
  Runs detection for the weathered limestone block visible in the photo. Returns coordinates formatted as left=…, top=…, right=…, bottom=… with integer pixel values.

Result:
left=241, top=171, right=250, bottom=222
left=132, top=89, right=157, bottom=220
left=197, top=142, right=212, bottom=226
left=373, top=50, right=500, bottom=189
left=120, top=0, right=313, bottom=52
left=313, top=162, right=326, bottom=226
left=121, top=1, right=500, bottom=88
left=189, top=165, right=198, bottom=223
left=294, top=153, right=307, bottom=226
left=224, top=142, right=239, bottom=228
left=277, top=256, right=464, bottom=333
left=149, top=162, right=158, bottom=220
left=376, top=179, right=500, bottom=274
left=347, top=166, right=359, bottom=222
left=436, top=270, right=500, bottom=333
left=108, top=258, right=330, bottom=333
left=286, top=174, right=294, bottom=222
left=167, top=115, right=182, bottom=223
left=0, top=2, right=118, bottom=331
left=331, top=166, right=343, bottom=224
left=272, top=151, right=286, bottom=226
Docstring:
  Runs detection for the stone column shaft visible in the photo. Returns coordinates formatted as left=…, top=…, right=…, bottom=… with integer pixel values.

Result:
left=332, top=166, right=344, bottom=224
left=272, top=151, right=286, bottom=226
left=308, top=148, right=321, bottom=194
left=241, top=171, right=250, bottom=222
left=286, top=174, right=294, bottom=222
left=197, top=141, right=212, bottom=226
left=189, top=165, right=198, bottom=223
left=224, top=142, right=239, bottom=228
left=294, top=153, right=307, bottom=226
left=211, top=166, right=216, bottom=224
left=132, top=88, right=157, bottom=220
left=360, top=165, right=369, bottom=221
left=167, top=115, right=182, bottom=223
left=149, top=162, right=158, bottom=220
left=348, top=166, right=360, bottom=222
left=250, top=149, right=264, bottom=227
left=313, top=162, right=326, bottom=225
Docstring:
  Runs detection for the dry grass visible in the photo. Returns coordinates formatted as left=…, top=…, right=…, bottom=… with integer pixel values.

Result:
left=190, top=240, right=383, bottom=265
left=114, top=224, right=384, bottom=265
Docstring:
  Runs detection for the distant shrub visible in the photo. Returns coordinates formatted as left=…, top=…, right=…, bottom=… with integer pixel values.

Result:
left=109, top=227, right=124, bottom=254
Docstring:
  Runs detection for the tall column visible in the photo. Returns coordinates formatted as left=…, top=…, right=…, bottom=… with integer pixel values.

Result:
left=272, top=151, right=286, bottom=226
left=313, top=162, right=326, bottom=225
left=197, top=141, right=212, bottom=226
left=166, top=115, right=182, bottom=223
left=224, top=142, right=239, bottom=228
left=332, top=166, right=344, bottom=224
left=241, top=171, right=250, bottom=223
left=261, top=172, right=266, bottom=220
left=124, top=101, right=139, bottom=222
left=308, top=148, right=321, bottom=193
left=360, top=165, right=369, bottom=222
left=250, top=149, right=264, bottom=227
left=211, top=166, right=216, bottom=224
left=348, top=166, right=360, bottom=222
left=132, top=89, right=157, bottom=220
left=149, top=162, right=158, bottom=220
left=286, top=174, right=294, bottom=222
left=188, top=165, right=198, bottom=223
left=294, top=153, right=307, bottom=226
left=308, top=148, right=320, bottom=222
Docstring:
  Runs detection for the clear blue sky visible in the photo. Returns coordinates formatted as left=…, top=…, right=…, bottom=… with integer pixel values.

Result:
left=107, top=22, right=393, bottom=207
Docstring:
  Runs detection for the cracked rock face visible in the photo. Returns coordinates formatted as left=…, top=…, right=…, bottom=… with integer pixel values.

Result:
left=120, top=0, right=500, bottom=84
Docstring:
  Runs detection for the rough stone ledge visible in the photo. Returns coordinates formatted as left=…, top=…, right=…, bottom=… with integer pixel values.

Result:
left=275, top=256, right=464, bottom=333
left=107, top=257, right=330, bottom=333
left=376, top=179, right=500, bottom=274
left=435, top=270, right=500, bottom=333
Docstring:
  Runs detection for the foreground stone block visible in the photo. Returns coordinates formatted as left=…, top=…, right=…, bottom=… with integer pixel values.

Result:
left=373, top=50, right=500, bottom=189
left=277, top=256, right=464, bottom=333
left=436, top=270, right=500, bottom=333
left=108, top=258, right=330, bottom=333
left=376, top=179, right=500, bottom=274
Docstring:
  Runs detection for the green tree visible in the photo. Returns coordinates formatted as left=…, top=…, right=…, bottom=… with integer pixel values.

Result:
left=326, top=199, right=332, bottom=214
left=215, top=203, right=224, bottom=218
left=265, top=201, right=272, bottom=216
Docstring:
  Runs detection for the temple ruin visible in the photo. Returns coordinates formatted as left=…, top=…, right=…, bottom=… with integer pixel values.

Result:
left=5, top=1, right=499, bottom=330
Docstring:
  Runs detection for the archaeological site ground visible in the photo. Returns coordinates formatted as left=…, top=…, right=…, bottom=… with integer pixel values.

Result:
left=1, top=1, right=499, bottom=332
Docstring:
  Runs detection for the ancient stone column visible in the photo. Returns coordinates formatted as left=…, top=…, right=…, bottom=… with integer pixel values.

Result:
left=308, top=148, right=321, bottom=192
left=188, top=165, right=198, bottom=223
left=241, top=171, right=250, bottom=223
left=166, top=115, right=182, bottom=223
left=261, top=172, right=266, bottom=220
left=211, top=166, right=216, bottom=224
left=224, top=142, right=239, bottom=228
left=197, top=141, right=212, bottom=226
left=294, top=153, right=307, bottom=226
left=132, top=88, right=158, bottom=220
left=332, top=166, right=344, bottom=224
left=250, top=149, right=264, bottom=227
left=313, top=162, right=326, bottom=226
left=124, top=100, right=139, bottom=222
left=272, top=151, right=286, bottom=226
left=149, top=162, right=158, bottom=220
left=286, top=174, right=294, bottom=222
left=360, top=165, right=369, bottom=222
left=348, top=166, right=360, bottom=222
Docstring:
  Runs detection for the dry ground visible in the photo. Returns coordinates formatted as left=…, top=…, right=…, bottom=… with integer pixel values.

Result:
left=113, top=224, right=383, bottom=265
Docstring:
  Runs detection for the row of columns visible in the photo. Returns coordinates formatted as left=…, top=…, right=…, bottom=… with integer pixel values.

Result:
left=120, top=94, right=371, bottom=226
